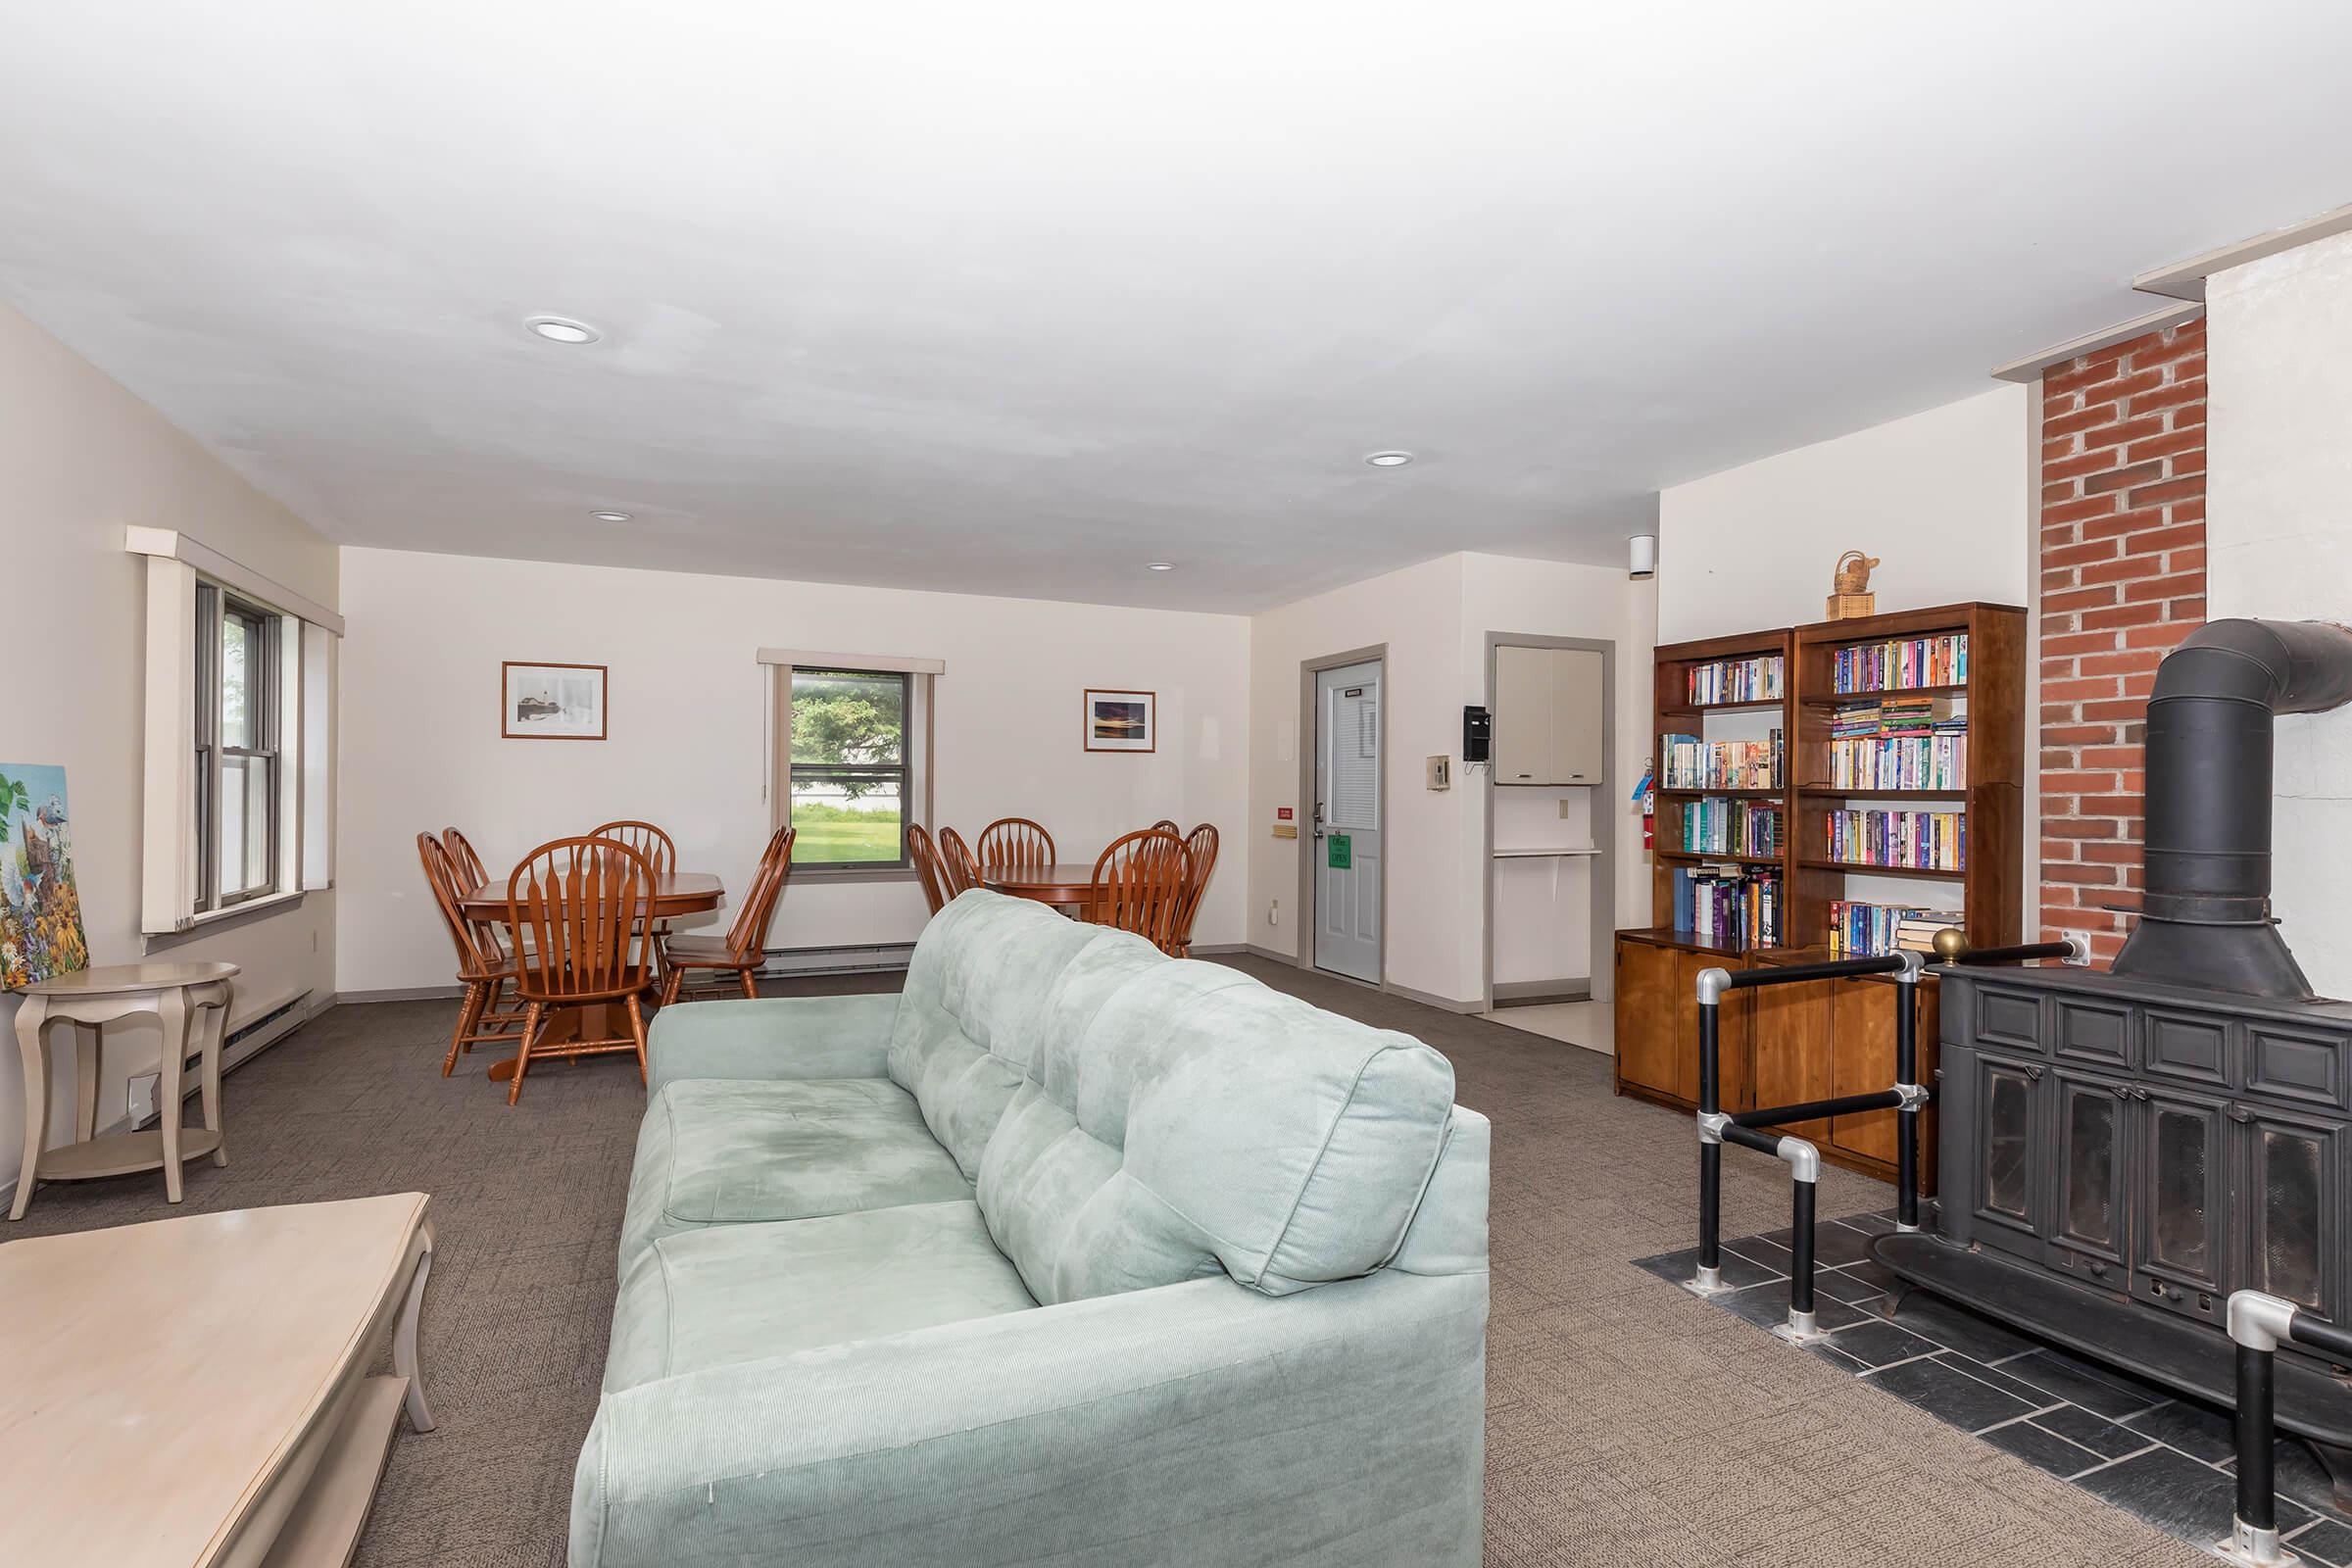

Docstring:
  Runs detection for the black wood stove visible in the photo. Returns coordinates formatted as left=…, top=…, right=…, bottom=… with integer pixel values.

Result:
left=1876, top=618, right=2352, bottom=1497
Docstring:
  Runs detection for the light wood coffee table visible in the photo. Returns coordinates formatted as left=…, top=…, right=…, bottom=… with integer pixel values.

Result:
left=0, top=1193, right=437, bottom=1567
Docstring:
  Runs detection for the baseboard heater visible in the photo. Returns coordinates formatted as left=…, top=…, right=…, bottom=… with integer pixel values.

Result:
left=754, top=942, right=915, bottom=979
left=126, top=989, right=318, bottom=1131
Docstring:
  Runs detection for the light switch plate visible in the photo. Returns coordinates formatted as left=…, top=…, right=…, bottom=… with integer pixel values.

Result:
left=1426, top=755, right=1451, bottom=790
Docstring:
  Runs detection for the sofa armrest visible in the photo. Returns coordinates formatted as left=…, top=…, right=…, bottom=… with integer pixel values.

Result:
left=645, top=993, right=899, bottom=1095
left=570, top=1268, right=1487, bottom=1568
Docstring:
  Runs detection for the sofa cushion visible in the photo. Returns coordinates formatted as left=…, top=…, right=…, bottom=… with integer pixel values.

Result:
left=602, top=1200, right=1036, bottom=1394
left=978, top=961, right=1456, bottom=1304
left=619, top=1077, right=971, bottom=1270
left=886, top=893, right=1152, bottom=1178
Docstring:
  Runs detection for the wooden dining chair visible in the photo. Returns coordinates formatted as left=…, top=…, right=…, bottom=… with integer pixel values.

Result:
left=442, top=826, right=489, bottom=887
left=906, top=823, right=950, bottom=915
left=442, top=825, right=514, bottom=959
left=417, top=834, right=525, bottom=1075
left=1151, top=818, right=1180, bottom=834
left=590, top=820, right=678, bottom=973
left=661, top=826, right=795, bottom=1004
left=938, top=827, right=982, bottom=898
left=1085, top=827, right=1192, bottom=955
left=1172, top=822, right=1220, bottom=957
left=502, top=837, right=659, bottom=1105
left=976, top=817, right=1054, bottom=873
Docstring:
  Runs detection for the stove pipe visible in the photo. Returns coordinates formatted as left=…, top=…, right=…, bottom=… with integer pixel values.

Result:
left=2111, top=618, right=2352, bottom=1000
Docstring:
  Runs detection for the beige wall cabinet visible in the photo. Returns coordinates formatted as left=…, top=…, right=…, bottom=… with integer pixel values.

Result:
left=1494, top=645, right=1603, bottom=785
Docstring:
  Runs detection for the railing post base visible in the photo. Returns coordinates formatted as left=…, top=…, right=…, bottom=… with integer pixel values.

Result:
left=1769, top=1309, right=1830, bottom=1346
left=1682, top=1267, right=1735, bottom=1298
left=2216, top=1519, right=2299, bottom=1568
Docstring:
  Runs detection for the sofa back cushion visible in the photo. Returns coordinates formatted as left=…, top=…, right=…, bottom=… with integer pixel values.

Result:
left=887, top=892, right=1148, bottom=1178
left=977, top=956, right=1457, bottom=1303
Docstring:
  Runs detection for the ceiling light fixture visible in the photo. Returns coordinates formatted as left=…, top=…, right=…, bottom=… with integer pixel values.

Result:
left=525, top=316, right=601, bottom=344
left=1147, top=562, right=1176, bottom=572
left=1364, top=450, right=1414, bottom=467
left=588, top=509, right=632, bottom=523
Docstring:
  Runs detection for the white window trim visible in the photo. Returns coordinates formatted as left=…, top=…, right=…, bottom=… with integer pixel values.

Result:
left=130, top=527, right=340, bottom=936
left=763, top=654, right=938, bottom=882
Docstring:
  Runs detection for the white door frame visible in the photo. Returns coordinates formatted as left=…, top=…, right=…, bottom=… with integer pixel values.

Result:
left=1296, top=644, right=1388, bottom=987
left=1480, top=632, right=1616, bottom=1011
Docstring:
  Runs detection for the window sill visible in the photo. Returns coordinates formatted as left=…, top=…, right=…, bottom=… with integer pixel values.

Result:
left=790, top=865, right=920, bottom=886
left=145, top=889, right=307, bottom=952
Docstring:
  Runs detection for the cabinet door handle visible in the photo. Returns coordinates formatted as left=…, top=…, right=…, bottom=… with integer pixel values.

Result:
left=2024, top=1064, right=2043, bottom=1083
left=2229, top=1105, right=2255, bottom=1124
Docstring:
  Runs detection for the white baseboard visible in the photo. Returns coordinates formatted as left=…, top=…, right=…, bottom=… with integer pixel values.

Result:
left=339, top=984, right=466, bottom=1004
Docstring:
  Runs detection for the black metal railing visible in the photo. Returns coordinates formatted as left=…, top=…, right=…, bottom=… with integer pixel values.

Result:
left=1690, top=934, right=2083, bottom=1341
left=2221, top=1290, right=2352, bottom=1566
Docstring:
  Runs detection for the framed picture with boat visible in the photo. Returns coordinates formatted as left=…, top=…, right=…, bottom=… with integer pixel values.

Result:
left=1083, top=688, right=1155, bottom=753
left=502, top=662, right=608, bottom=740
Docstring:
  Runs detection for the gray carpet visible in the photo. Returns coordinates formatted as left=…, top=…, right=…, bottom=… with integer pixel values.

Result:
left=0, top=960, right=2210, bottom=1567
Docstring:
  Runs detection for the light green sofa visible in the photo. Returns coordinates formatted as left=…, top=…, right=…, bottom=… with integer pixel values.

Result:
left=571, top=890, right=1490, bottom=1567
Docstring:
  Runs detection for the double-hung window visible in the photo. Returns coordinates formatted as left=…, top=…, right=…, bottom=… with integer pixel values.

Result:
left=788, top=668, right=910, bottom=867
left=131, top=526, right=340, bottom=938
left=195, top=584, right=282, bottom=908
left=760, top=650, right=939, bottom=880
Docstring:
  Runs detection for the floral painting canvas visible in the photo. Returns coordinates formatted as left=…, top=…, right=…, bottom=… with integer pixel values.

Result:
left=1, top=764, right=88, bottom=990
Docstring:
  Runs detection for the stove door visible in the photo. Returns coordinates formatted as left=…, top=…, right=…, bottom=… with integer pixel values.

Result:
left=2048, top=1068, right=2131, bottom=1292
left=2239, top=1104, right=2341, bottom=1330
left=1969, top=1052, right=2047, bottom=1263
left=2132, top=1086, right=2229, bottom=1326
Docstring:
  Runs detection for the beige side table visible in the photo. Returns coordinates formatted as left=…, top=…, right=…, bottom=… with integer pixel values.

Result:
left=10, top=959, right=237, bottom=1220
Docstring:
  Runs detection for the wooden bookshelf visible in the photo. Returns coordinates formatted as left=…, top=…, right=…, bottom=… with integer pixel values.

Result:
left=1646, top=628, right=1794, bottom=955
left=1787, top=601, right=2026, bottom=953
left=1615, top=600, right=2026, bottom=1189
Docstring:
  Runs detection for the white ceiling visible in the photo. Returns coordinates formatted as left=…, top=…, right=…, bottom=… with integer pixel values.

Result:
left=2, top=4, right=2348, bottom=612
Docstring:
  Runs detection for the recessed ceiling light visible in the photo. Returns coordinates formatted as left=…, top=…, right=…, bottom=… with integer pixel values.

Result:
left=1147, top=562, right=1176, bottom=572
left=588, top=509, right=632, bottom=522
left=1364, top=450, right=1414, bottom=467
left=525, top=316, right=601, bottom=344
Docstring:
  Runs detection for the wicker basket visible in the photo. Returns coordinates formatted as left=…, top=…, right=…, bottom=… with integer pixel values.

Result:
left=1827, top=551, right=1879, bottom=619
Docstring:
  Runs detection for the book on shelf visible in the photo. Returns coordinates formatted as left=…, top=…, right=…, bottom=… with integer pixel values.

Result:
left=1823, top=808, right=1965, bottom=871
left=1679, top=797, right=1781, bottom=857
left=1673, top=864, right=1781, bottom=949
left=1661, top=729, right=1783, bottom=790
left=1826, top=734, right=1968, bottom=791
left=1827, top=901, right=1954, bottom=958
left=1686, top=654, right=1783, bottom=707
left=1831, top=632, right=1969, bottom=695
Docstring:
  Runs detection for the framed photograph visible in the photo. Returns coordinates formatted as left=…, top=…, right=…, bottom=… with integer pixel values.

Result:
left=503, top=662, right=608, bottom=740
left=1084, top=688, right=1155, bottom=753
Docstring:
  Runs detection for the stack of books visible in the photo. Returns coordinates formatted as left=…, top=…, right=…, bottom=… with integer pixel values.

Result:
left=1827, top=901, right=1952, bottom=958
left=1661, top=730, right=1784, bottom=790
left=1824, top=808, right=1965, bottom=871
left=1674, top=865, right=1781, bottom=948
left=1832, top=632, right=1969, bottom=694
left=1825, top=695, right=1968, bottom=790
left=1687, top=655, right=1784, bottom=707
left=1680, top=798, right=1780, bottom=857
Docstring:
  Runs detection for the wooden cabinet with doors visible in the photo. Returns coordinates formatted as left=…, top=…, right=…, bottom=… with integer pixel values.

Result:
left=1613, top=931, right=1751, bottom=1110
left=1613, top=931, right=1940, bottom=1191
left=1494, top=645, right=1604, bottom=786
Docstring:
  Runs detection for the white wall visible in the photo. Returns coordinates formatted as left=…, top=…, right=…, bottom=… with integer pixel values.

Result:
left=0, top=303, right=338, bottom=1196
left=336, top=548, right=1250, bottom=995
left=1244, top=551, right=1652, bottom=1008
left=1656, top=384, right=2034, bottom=643
left=2207, top=229, right=2352, bottom=999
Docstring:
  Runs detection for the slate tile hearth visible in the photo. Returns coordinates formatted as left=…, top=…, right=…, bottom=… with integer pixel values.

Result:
left=1637, top=1211, right=2352, bottom=1566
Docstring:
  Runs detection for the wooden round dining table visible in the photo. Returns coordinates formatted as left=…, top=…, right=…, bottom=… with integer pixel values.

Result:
left=977, top=863, right=1098, bottom=907
left=455, top=872, right=723, bottom=1080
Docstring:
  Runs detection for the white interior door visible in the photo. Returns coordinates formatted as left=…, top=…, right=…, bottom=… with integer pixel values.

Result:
left=1313, top=660, right=1381, bottom=982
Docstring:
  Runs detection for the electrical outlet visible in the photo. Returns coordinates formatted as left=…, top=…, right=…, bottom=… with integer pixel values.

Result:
left=1268, top=899, right=1280, bottom=927
left=1560, top=798, right=1576, bottom=818
left=127, top=1072, right=161, bottom=1127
